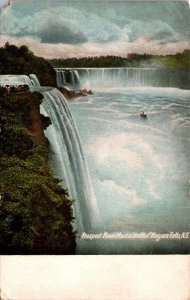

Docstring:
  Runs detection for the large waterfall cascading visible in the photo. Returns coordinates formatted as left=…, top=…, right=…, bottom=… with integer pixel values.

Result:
left=0, top=72, right=98, bottom=233
left=40, top=88, right=98, bottom=233
left=0, top=74, right=40, bottom=86
left=55, top=67, right=189, bottom=90
left=56, top=69, right=80, bottom=91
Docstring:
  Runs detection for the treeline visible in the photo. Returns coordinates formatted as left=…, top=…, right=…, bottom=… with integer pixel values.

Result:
left=50, top=49, right=190, bottom=69
left=0, top=89, right=76, bottom=254
left=51, top=55, right=129, bottom=68
left=153, top=49, right=190, bottom=68
left=0, top=43, right=56, bottom=86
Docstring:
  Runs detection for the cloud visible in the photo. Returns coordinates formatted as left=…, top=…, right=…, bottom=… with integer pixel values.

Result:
left=126, top=20, right=184, bottom=45
left=38, top=25, right=87, bottom=45
left=1, top=6, right=121, bottom=44
left=0, top=2, right=189, bottom=57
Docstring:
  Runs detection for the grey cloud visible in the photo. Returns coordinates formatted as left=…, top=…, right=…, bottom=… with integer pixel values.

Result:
left=1, top=5, right=122, bottom=45
left=126, top=19, right=185, bottom=46
left=1, top=1, right=189, bottom=50
left=2, top=17, right=87, bottom=44
left=38, top=26, right=87, bottom=44
left=152, top=31, right=180, bottom=45
left=1, top=7, right=88, bottom=45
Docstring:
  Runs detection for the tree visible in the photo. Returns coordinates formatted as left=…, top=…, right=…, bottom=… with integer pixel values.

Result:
left=0, top=91, right=76, bottom=254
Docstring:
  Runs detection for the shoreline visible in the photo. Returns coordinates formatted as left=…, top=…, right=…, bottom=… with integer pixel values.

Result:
left=58, top=87, right=93, bottom=100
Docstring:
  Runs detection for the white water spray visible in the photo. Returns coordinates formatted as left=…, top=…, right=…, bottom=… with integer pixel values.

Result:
left=55, top=67, right=189, bottom=90
left=40, top=88, right=99, bottom=233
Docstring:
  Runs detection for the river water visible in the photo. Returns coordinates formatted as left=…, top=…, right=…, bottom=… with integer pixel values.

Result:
left=68, top=87, right=190, bottom=254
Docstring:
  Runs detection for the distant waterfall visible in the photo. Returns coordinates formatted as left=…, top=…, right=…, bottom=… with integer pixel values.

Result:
left=55, top=67, right=189, bottom=90
left=40, top=88, right=98, bottom=233
left=56, top=69, right=81, bottom=90
left=0, top=74, right=40, bottom=86
left=77, top=67, right=189, bottom=90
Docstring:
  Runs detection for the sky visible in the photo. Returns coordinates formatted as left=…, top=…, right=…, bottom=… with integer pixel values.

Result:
left=0, top=0, right=190, bottom=58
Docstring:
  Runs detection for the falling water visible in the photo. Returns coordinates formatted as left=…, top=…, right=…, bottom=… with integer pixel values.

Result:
left=29, top=74, right=40, bottom=86
left=56, top=69, right=80, bottom=90
left=2, top=72, right=189, bottom=253
left=55, top=67, right=189, bottom=90
left=40, top=88, right=98, bottom=233
left=0, top=74, right=40, bottom=86
left=0, top=72, right=99, bottom=235
left=0, top=73, right=99, bottom=239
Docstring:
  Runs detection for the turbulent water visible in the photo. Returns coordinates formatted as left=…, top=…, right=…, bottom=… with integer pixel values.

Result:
left=2, top=71, right=189, bottom=254
left=68, top=86, right=190, bottom=254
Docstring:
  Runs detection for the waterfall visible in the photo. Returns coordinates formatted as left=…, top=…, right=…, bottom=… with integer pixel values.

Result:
left=55, top=69, right=81, bottom=91
left=0, top=74, right=40, bottom=86
left=40, top=88, right=98, bottom=233
left=0, top=72, right=98, bottom=234
left=55, top=67, right=189, bottom=90
left=77, top=67, right=166, bottom=89
left=29, top=74, right=40, bottom=86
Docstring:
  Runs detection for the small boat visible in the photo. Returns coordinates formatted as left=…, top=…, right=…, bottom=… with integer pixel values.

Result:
left=140, top=111, right=147, bottom=119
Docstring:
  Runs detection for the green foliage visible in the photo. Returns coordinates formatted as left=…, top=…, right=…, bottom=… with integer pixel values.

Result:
left=49, top=50, right=190, bottom=69
left=153, top=50, right=190, bottom=68
left=50, top=55, right=129, bottom=68
left=0, top=43, right=56, bottom=86
left=0, top=92, right=76, bottom=254
left=0, top=125, right=34, bottom=158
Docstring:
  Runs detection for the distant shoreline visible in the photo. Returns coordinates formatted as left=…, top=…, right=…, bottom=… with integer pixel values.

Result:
left=49, top=50, right=190, bottom=69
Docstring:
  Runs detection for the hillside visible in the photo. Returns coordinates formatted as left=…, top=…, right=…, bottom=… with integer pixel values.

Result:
left=0, top=76, right=76, bottom=254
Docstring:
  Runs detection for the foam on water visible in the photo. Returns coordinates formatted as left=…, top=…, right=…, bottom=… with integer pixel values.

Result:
left=69, top=87, right=190, bottom=253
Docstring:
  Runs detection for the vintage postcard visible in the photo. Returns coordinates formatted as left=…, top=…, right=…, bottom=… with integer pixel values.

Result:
left=0, top=0, right=190, bottom=299
left=0, top=0, right=189, bottom=257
